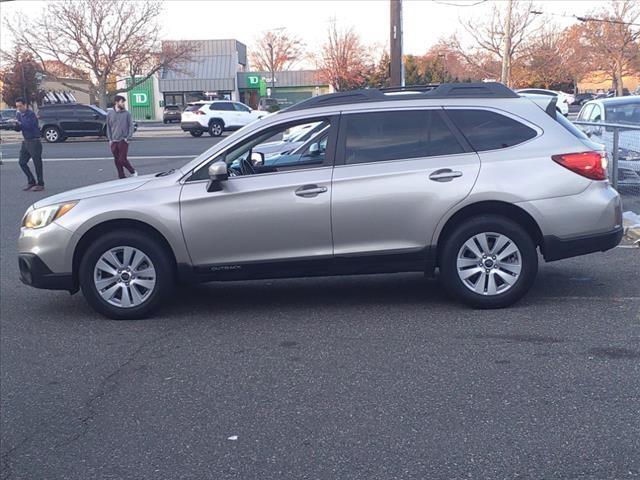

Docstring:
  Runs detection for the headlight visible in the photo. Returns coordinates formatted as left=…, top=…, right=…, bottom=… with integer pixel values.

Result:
left=22, top=202, right=77, bottom=229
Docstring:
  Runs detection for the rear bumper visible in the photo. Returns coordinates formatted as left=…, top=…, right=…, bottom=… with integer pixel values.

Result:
left=543, top=227, right=623, bottom=261
left=181, top=122, right=206, bottom=132
left=19, top=253, right=74, bottom=291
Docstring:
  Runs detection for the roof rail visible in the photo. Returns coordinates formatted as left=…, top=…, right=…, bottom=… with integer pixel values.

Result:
left=282, top=82, right=519, bottom=113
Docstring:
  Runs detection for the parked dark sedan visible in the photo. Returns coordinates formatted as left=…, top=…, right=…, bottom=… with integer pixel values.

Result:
left=0, top=108, right=19, bottom=131
left=572, top=93, right=596, bottom=106
left=38, top=103, right=137, bottom=143
left=163, top=105, right=182, bottom=123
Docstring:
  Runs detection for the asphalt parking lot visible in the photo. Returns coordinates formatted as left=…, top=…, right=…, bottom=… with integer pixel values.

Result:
left=1, top=146, right=639, bottom=479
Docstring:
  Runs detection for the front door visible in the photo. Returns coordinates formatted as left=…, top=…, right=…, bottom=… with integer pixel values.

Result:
left=232, top=102, right=254, bottom=127
left=331, top=108, right=480, bottom=257
left=179, top=115, right=338, bottom=271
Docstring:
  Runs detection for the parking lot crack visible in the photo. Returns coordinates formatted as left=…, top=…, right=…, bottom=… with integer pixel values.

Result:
left=1, top=433, right=37, bottom=480
left=53, top=327, right=181, bottom=450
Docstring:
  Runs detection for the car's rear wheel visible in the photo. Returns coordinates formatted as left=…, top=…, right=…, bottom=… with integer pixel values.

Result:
left=439, top=215, right=538, bottom=309
left=189, top=130, right=203, bottom=137
left=208, top=120, right=223, bottom=137
left=79, top=230, right=174, bottom=319
left=43, top=126, right=62, bottom=143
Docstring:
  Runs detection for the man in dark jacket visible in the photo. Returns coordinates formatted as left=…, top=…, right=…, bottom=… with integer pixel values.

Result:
left=15, top=98, right=45, bottom=191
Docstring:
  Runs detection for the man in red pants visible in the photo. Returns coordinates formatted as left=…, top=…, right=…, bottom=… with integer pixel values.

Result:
left=106, top=95, right=137, bottom=179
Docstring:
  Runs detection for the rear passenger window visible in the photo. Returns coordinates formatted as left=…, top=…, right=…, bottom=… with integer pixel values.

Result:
left=446, top=110, right=537, bottom=151
left=343, top=110, right=464, bottom=165
left=210, top=103, right=234, bottom=111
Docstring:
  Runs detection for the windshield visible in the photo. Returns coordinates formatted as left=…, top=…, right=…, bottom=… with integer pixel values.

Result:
left=90, top=105, right=108, bottom=115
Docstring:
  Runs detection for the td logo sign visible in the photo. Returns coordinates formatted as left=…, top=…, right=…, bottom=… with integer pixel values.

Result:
left=128, top=77, right=153, bottom=107
left=132, top=92, right=148, bottom=105
left=130, top=91, right=150, bottom=107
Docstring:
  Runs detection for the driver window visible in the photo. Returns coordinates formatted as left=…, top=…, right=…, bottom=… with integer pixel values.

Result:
left=188, top=118, right=332, bottom=181
left=233, top=103, right=251, bottom=113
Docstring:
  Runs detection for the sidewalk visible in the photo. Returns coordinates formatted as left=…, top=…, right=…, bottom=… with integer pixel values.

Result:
left=0, top=124, right=186, bottom=144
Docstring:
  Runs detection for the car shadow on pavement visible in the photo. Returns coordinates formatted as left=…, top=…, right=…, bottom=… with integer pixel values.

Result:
left=163, top=273, right=452, bottom=318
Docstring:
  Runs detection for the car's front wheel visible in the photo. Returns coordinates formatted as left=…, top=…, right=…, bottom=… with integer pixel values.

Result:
left=439, top=215, right=538, bottom=309
left=43, top=126, right=62, bottom=143
left=79, top=230, right=174, bottom=319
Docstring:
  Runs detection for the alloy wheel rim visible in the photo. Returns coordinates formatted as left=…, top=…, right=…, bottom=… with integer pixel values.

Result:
left=93, top=246, right=156, bottom=308
left=46, top=129, right=58, bottom=141
left=456, top=232, right=522, bottom=296
left=212, top=124, right=222, bottom=135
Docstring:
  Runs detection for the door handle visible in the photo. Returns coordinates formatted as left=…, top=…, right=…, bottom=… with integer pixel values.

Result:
left=295, top=185, right=328, bottom=197
left=429, top=169, right=463, bottom=182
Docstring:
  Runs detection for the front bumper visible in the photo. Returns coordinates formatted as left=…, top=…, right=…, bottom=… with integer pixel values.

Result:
left=19, top=253, right=74, bottom=291
left=543, top=226, right=623, bottom=261
left=181, top=121, right=206, bottom=132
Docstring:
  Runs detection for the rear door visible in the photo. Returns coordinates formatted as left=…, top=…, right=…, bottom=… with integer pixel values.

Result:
left=210, top=102, right=237, bottom=126
left=55, top=107, right=77, bottom=134
left=331, top=108, right=480, bottom=257
left=74, top=105, right=104, bottom=134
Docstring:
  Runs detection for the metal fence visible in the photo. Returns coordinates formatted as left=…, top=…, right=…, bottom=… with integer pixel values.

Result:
left=573, top=120, right=640, bottom=215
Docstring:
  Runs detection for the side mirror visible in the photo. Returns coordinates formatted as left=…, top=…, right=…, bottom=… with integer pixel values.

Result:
left=308, top=143, right=321, bottom=156
left=250, top=151, right=264, bottom=165
left=207, top=161, right=228, bottom=192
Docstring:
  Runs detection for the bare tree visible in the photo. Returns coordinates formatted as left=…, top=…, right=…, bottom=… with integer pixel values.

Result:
left=316, top=20, right=372, bottom=91
left=580, top=0, right=640, bottom=96
left=249, top=29, right=304, bottom=72
left=453, top=0, right=541, bottom=86
left=520, top=24, right=569, bottom=89
left=4, top=0, right=196, bottom=107
left=557, top=24, right=594, bottom=93
left=1, top=48, right=41, bottom=106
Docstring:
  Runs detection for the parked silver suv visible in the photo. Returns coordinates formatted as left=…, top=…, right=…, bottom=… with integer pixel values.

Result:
left=19, top=83, right=623, bottom=319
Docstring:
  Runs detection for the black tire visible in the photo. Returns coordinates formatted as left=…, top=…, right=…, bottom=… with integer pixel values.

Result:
left=439, top=215, right=538, bottom=309
left=79, top=230, right=174, bottom=320
left=43, top=126, right=62, bottom=143
left=163, top=119, right=168, bottom=124
left=208, top=120, right=223, bottom=137
left=189, top=130, right=204, bottom=137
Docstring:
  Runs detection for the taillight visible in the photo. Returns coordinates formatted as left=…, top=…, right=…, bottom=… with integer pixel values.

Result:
left=552, top=151, right=608, bottom=180
left=194, top=110, right=206, bottom=115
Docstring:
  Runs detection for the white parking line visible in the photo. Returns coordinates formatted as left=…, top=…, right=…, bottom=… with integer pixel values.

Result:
left=1, top=155, right=194, bottom=162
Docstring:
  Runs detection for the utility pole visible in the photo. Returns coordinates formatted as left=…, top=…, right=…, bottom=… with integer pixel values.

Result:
left=390, top=0, right=403, bottom=87
left=20, top=61, right=27, bottom=101
left=268, top=42, right=275, bottom=98
left=500, top=0, right=513, bottom=86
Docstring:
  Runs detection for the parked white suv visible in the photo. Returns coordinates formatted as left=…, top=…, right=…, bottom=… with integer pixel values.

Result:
left=180, top=100, right=266, bottom=137
left=516, top=89, right=572, bottom=116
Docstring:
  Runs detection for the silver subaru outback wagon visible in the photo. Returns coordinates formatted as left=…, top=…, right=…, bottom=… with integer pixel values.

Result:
left=18, top=83, right=623, bottom=319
